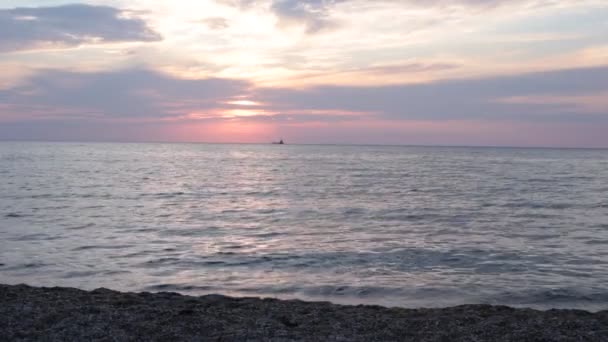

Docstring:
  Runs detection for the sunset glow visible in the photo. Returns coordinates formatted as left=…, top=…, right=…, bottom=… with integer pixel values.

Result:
left=227, top=100, right=262, bottom=107
left=0, top=0, right=607, bottom=146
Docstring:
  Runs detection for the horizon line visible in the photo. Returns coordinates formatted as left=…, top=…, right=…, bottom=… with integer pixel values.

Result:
left=1, top=139, right=607, bottom=150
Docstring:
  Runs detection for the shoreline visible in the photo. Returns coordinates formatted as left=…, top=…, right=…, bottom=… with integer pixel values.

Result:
left=1, top=284, right=607, bottom=341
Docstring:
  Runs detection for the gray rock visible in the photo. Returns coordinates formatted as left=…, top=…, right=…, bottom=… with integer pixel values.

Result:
left=1, top=284, right=607, bottom=341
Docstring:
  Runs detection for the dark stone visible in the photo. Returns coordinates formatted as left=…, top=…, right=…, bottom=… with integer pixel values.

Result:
left=279, top=315, right=299, bottom=327
left=178, top=308, right=195, bottom=316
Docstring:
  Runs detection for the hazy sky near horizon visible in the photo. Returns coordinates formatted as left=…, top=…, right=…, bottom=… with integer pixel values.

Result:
left=1, top=0, right=607, bottom=146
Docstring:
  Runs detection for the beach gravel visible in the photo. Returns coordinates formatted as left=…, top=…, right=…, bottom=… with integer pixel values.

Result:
left=1, top=284, right=607, bottom=341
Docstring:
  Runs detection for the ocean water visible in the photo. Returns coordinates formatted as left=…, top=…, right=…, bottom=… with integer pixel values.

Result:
left=1, top=142, right=608, bottom=311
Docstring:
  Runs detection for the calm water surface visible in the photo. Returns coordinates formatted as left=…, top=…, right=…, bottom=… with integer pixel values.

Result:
left=1, top=142, right=608, bottom=310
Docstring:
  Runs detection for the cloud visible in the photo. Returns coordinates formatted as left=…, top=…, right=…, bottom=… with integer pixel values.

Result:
left=219, top=0, right=571, bottom=34
left=201, top=17, right=230, bottom=30
left=0, top=68, right=250, bottom=121
left=270, top=0, right=346, bottom=33
left=0, top=4, right=162, bottom=52
left=217, top=0, right=346, bottom=33
left=359, top=63, right=460, bottom=74
left=1, top=64, right=607, bottom=146
left=2, top=64, right=607, bottom=127
left=254, top=65, right=608, bottom=121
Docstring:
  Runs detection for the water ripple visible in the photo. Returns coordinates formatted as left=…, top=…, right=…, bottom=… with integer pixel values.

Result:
left=1, top=143, right=607, bottom=310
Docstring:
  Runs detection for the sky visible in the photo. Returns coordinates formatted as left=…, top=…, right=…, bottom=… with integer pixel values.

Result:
left=0, top=0, right=607, bottom=147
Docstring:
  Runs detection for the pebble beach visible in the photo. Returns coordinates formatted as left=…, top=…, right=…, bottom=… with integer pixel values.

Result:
left=2, top=284, right=608, bottom=341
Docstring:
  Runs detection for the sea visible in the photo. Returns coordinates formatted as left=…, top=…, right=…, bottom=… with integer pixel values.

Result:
left=1, top=142, right=607, bottom=311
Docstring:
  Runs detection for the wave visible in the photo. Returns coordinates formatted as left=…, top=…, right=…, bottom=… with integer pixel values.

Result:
left=131, top=246, right=604, bottom=276
left=72, top=244, right=134, bottom=251
left=4, top=213, right=25, bottom=218
left=136, top=282, right=608, bottom=311
left=143, top=284, right=216, bottom=292
left=489, top=288, right=608, bottom=308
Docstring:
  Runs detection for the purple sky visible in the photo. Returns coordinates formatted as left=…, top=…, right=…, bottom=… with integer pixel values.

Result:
left=1, top=1, right=607, bottom=147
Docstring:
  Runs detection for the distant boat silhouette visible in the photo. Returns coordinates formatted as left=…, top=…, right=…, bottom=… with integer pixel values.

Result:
left=272, top=139, right=285, bottom=145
